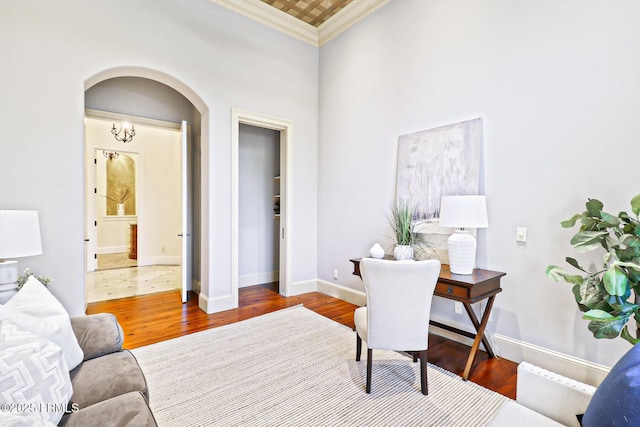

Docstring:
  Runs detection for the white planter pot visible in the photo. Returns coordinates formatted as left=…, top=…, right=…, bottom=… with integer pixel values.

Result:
left=393, top=245, right=414, bottom=260
left=117, top=203, right=125, bottom=216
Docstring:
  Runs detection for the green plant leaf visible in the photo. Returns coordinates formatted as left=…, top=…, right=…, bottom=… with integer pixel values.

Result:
left=584, top=309, right=631, bottom=340
left=613, top=260, right=640, bottom=272
left=546, top=265, right=583, bottom=284
left=565, top=257, right=588, bottom=273
left=603, top=266, right=629, bottom=296
left=587, top=317, right=627, bottom=340
left=600, top=211, right=622, bottom=226
left=586, top=199, right=604, bottom=217
left=583, top=309, right=615, bottom=320
left=561, top=214, right=581, bottom=228
left=631, top=194, right=640, bottom=216
left=570, top=231, right=608, bottom=252
left=572, top=277, right=612, bottom=312
left=621, top=326, right=640, bottom=345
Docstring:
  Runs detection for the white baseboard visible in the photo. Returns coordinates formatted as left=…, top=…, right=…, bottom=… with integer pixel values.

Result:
left=317, top=280, right=609, bottom=386
left=288, top=279, right=318, bottom=296
left=97, top=246, right=128, bottom=254
left=316, top=279, right=366, bottom=306
left=198, top=292, right=236, bottom=314
left=492, top=334, right=609, bottom=386
left=137, top=256, right=180, bottom=266
left=239, top=271, right=278, bottom=288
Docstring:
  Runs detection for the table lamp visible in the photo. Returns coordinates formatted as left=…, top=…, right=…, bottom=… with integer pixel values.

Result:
left=0, top=210, right=43, bottom=300
left=438, top=196, right=488, bottom=275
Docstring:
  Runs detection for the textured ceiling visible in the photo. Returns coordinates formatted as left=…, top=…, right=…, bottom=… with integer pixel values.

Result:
left=260, top=0, right=355, bottom=27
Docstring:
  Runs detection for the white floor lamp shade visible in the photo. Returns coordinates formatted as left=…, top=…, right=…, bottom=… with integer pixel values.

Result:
left=439, top=196, right=488, bottom=275
left=0, top=210, right=43, bottom=301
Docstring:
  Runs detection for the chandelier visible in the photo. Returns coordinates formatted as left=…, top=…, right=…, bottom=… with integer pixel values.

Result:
left=103, top=151, right=119, bottom=160
left=111, top=122, right=136, bottom=143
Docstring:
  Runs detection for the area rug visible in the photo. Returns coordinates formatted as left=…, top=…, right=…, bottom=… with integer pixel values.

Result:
left=132, top=306, right=507, bottom=426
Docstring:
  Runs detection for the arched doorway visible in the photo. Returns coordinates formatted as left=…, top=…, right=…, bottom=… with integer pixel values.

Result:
left=83, top=69, right=208, bottom=305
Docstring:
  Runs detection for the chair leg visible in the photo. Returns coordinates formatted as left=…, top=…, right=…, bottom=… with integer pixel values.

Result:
left=356, top=334, right=362, bottom=361
left=366, top=348, right=373, bottom=393
left=419, top=350, right=428, bottom=395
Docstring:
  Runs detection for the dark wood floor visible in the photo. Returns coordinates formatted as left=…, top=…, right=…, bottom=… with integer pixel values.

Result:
left=86, top=283, right=517, bottom=399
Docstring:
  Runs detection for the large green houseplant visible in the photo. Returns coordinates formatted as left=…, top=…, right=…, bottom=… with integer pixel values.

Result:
left=546, top=195, right=640, bottom=345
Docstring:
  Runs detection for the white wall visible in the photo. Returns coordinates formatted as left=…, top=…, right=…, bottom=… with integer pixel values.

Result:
left=238, top=124, right=280, bottom=287
left=318, top=0, right=640, bottom=371
left=0, top=0, right=318, bottom=316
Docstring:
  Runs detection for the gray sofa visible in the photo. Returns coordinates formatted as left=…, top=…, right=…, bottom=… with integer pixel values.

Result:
left=59, top=313, right=157, bottom=427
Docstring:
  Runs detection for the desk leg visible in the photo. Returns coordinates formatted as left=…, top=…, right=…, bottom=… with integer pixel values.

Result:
left=462, top=295, right=496, bottom=381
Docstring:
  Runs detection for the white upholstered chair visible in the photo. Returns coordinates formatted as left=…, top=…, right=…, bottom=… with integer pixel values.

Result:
left=354, top=257, right=441, bottom=395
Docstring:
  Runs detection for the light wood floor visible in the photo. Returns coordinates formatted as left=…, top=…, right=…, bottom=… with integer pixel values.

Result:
left=86, top=283, right=517, bottom=399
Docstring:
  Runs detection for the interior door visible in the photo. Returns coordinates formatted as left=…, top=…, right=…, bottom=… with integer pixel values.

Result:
left=84, top=144, right=98, bottom=273
left=180, top=120, right=191, bottom=303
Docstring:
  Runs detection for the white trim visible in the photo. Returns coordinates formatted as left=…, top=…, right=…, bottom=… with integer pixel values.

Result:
left=239, top=271, right=279, bottom=288
left=492, top=334, right=610, bottom=386
left=316, top=279, right=366, bottom=306
left=137, top=256, right=181, bottom=266
left=289, top=279, right=318, bottom=296
left=209, top=0, right=317, bottom=45
left=85, top=108, right=182, bottom=130
left=317, top=0, right=390, bottom=45
left=97, top=245, right=128, bottom=255
left=232, top=108, right=294, bottom=306
left=208, top=0, right=389, bottom=46
left=198, top=292, right=236, bottom=314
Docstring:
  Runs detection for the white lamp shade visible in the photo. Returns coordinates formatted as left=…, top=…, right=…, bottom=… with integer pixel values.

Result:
left=0, top=210, right=43, bottom=259
left=439, top=195, right=488, bottom=229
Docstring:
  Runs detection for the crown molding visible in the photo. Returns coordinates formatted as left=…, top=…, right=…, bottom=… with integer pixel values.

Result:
left=209, top=0, right=318, bottom=45
left=317, top=0, right=389, bottom=46
left=209, top=0, right=389, bottom=47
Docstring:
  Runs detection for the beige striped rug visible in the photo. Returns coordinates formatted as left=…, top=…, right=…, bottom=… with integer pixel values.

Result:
left=133, top=306, right=507, bottom=426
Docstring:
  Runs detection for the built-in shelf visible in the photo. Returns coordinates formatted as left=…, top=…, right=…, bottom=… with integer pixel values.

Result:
left=274, top=176, right=281, bottom=219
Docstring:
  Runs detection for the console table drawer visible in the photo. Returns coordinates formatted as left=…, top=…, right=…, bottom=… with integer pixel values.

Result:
left=435, top=282, right=467, bottom=299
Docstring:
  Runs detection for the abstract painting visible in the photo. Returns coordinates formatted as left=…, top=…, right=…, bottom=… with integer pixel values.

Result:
left=396, top=118, right=482, bottom=221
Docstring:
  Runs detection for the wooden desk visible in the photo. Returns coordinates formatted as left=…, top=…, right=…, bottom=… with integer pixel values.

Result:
left=349, top=257, right=505, bottom=381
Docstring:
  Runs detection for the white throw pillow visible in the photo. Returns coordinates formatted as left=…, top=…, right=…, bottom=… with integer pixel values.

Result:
left=0, top=276, right=83, bottom=370
left=0, top=413, right=57, bottom=426
left=0, top=319, right=72, bottom=425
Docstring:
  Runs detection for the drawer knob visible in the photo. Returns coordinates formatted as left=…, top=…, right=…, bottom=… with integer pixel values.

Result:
left=447, top=287, right=453, bottom=294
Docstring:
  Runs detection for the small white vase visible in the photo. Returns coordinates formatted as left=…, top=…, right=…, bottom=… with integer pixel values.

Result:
left=369, top=243, right=385, bottom=259
left=117, top=204, right=125, bottom=216
left=394, top=245, right=414, bottom=260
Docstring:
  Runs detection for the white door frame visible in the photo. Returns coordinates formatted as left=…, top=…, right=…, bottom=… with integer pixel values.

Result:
left=231, top=109, right=293, bottom=299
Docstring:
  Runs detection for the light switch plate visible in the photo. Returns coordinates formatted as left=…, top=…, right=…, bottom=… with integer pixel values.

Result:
left=516, top=227, right=527, bottom=242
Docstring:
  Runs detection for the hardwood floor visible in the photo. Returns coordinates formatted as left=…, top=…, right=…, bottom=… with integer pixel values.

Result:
left=86, top=283, right=517, bottom=399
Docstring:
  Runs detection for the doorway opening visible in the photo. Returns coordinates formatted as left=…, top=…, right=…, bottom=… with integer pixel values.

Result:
left=238, top=124, right=281, bottom=293
left=84, top=112, right=190, bottom=304
left=232, top=109, right=293, bottom=308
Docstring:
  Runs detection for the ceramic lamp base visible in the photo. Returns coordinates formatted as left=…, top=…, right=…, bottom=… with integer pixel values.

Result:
left=447, top=230, right=476, bottom=275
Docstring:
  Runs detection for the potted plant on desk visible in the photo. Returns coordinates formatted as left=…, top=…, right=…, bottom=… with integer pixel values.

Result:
left=388, top=199, right=422, bottom=260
